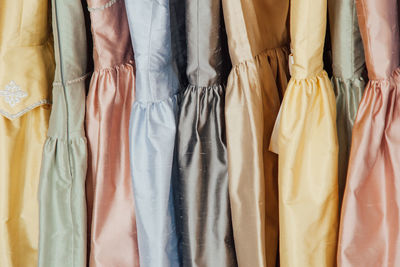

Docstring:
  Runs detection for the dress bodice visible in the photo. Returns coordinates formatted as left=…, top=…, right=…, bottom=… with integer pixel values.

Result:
left=329, top=0, right=365, bottom=79
left=222, top=0, right=289, bottom=65
left=88, top=0, right=134, bottom=70
left=0, top=0, right=54, bottom=119
left=185, top=0, right=226, bottom=87
left=356, top=0, right=399, bottom=80
left=125, top=0, right=179, bottom=102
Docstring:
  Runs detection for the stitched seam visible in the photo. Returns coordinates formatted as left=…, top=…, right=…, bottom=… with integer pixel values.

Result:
left=196, top=0, right=200, bottom=86
left=232, top=45, right=289, bottom=68
left=87, top=0, right=120, bottom=12
left=93, top=60, right=135, bottom=72
left=148, top=1, right=155, bottom=101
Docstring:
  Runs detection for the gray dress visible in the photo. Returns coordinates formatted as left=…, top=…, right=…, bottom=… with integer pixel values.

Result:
left=172, top=0, right=238, bottom=266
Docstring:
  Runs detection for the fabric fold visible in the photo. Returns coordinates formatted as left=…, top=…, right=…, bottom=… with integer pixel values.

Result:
left=85, top=1, right=140, bottom=266
left=0, top=0, right=54, bottom=266
left=338, top=0, right=400, bottom=265
left=172, top=0, right=237, bottom=265
left=129, top=95, right=179, bottom=267
left=271, top=0, right=339, bottom=266
left=271, top=70, right=339, bottom=267
left=328, top=0, right=366, bottom=205
left=125, top=0, right=180, bottom=265
left=175, top=84, right=238, bottom=266
left=222, top=0, right=290, bottom=266
left=38, top=0, right=88, bottom=266
left=332, top=77, right=365, bottom=203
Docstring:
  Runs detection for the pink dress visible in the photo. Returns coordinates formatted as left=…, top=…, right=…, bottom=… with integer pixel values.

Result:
left=85, top=0, right=140, bottom=266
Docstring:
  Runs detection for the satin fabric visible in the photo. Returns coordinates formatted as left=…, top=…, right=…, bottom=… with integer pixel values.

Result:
left=0, top=0, right=54, bottom=266
left=222, top=0, right=290, bottom=266
left=270, top=0, right=339, bottom=266
left=125, top=0, right=180, bottom=266
left=85, top=0, right=140, bottom=266
left=338, top=0, right=400, bottom=266
left=172, top=0, right=237, bottom=265
left=328, top=0, right=366, bottom=205
left=38, top=0, right=88, bottom=266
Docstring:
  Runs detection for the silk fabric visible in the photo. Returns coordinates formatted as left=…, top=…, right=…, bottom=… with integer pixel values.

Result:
left=125, top=0, right=180, bottom=265
left=38, top=0, right=88, bottom=266
left=270, top=0, right=339, bottom=266
left=85, top=0, right=140, bottom=266
left=222, top=0, right=290, bottom=266
left=338, top=0, right=400, bottom=266
left=0, top=0, right=54, bottom=266
left=172, top=0, right=237, bottom=265
left=328, top=0, right=366, bottom=205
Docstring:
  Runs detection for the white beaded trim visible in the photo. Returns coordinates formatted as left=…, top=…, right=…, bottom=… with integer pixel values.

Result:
left=53, top=73, right=90, bottom=87
left=88, top=0, right=120, bottom=12
left=0, top=99, right=51, bottom=120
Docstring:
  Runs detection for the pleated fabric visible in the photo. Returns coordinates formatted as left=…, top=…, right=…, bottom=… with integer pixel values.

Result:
left=172, top=0, right=237, bottom=266
left=0, top=0, right=54, bottom=266
left=328, top=0, right=366, bottom=205
left=270, top=0, right=339, bottom=266
left=38, top=0, right=88, bottom=266
left=338, top=0, right=400, bottom=266
left=85, top=0, right=140, bottom=266
left=125, top=0, right=180, bottom=266
left=222, top=0, right=290, bottom=266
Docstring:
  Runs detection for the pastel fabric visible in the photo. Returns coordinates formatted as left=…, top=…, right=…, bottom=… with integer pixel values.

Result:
left=172, top=0, right=237, bottom=265
left=0, top=0, right=54, bottom=266
left=270, top=0, right=339, bottom=266
left=125, top=0, right=180, bottom=266
left=328, top=0, right=366, bottom=205
left=38, top=0, right=88, bottom=266
left=222, top=0, right=290, bottom=266
left=338, top=0, right=400, bottom=266
left=85, top=0, right=140, bottom=266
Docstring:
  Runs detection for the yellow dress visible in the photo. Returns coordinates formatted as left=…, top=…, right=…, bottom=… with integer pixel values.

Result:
left=270, top=0, right=339, bottom=266
left=0, top=0, right=54, bottom=266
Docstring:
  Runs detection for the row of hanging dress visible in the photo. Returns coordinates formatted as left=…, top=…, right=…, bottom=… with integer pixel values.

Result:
left=3, top=0, right=400, bottom=266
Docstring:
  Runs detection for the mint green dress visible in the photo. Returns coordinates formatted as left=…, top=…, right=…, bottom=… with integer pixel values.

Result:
left=38, top=0, right=88, bottom=266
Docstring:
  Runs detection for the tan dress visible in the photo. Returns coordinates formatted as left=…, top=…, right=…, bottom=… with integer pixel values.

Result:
left=222, top=0, right=290, bottom=266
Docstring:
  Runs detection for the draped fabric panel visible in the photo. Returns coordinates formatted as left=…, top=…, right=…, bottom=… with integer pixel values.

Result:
left=222, top=0, right=290, bottom=266
left=38, top=1, right=88, bottom=266
left=270, top=0, right=339, bottom=266
left=85, top=0, right=140, bottom=266
left=338, top=0, right=400, bottom=266
left=125, top=0, right=180, bottom=266
left=172, top=0, right=237, bottom=265
left=328, top=0, right=366, bottom=205
left=0, top=0, right=54, bottom=266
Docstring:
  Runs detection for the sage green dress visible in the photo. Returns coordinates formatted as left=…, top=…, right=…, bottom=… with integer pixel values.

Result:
left=328, top=0, right=366, bottom=204
left=38, top=0, right=88, bottom=266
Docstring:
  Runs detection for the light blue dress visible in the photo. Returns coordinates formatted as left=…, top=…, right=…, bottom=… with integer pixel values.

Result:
left=125, top=0, right=180, bottom=266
